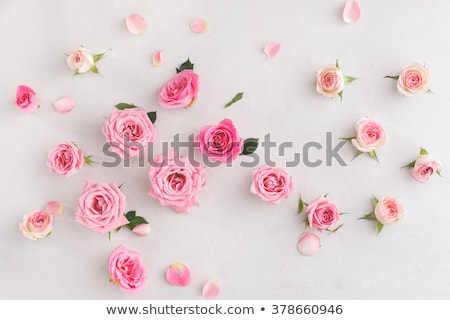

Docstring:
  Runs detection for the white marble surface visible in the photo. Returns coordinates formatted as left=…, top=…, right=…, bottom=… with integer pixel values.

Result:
left=1, top=0, right=450, bottom=299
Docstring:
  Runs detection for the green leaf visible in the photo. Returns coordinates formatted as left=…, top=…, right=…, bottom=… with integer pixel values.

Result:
left=376, top=222, right=384, bottom=235
left=91, top=65, right=99, bottom=74
left=368, top=150, right=379, bottom=162
left=372, top=196, right=379, bottom=208
left=240, top=138, right=259, bottom=155
left=176, top=58, right=194, bottom=73
left=224, top=92, right=244, bottom=108
left=147, top=111, right=157, bottom=124
left=419, top=148, right=428, bottom=156
left=335, top=59, right=340, bottom=69
left=359, top=212, right=376, bottom=221
left=384, top=75, right=399, bottom=80
left=125, top=211, right=136, bottom=221
left=93, top=52, right=106, bottom=62
left=344, top=76, right=358, bottom=84
left=401, top=160, right=416, bottom=169
left=297, top=196, right=304, bottom=214
left=130, top=216, right=148, bottom=226
left=338, top=90, right=343, bottom=101
left=115, top=103, right=137, bottom=110
left=327, top=224, right=343, bottom=233
left=84, top=155, right=95, bottom=165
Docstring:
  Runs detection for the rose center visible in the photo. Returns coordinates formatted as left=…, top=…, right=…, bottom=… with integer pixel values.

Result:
left=263, top=174, right=285, bottom=192
left=167, top=173, right=186, bottom=191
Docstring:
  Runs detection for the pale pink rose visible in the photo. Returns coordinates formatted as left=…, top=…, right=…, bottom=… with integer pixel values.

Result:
left=19, top=210, right=53, bottom=240
left=67, top=47, right=94, bottom=74
left=47, top=142, right=84, bottom=177
left=351, top=117, right=386, bottom=152
left=132, top=224, right=151, bottom=236
left=374, top=197, right=404, bottom=225
left=297, top=232, right=321, bottom=256
left=250, top=165, right=294, bottom=204
left=148, top=152, right=207, bottom=213
left=195, top=118, right=243, bottom=163
left=397, top=62, right=430, bottom=96
left=316, top=66, right=345, bottom=98
left=306, top=197, right=339, bottom=231
left=15, top=85, right=39, bottom=113
left=45, top=200, right=63, bottom=216
left=109, top=245, right=147, bottom=294
left=75, top=181, right=128, bottom=234
left=158, top=70, right=199, bottom=109
left=102, top=107, right=156, bottom=158
left=411, top=155, right=442, bottom=183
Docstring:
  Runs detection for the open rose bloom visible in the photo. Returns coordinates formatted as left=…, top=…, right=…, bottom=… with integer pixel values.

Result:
left=412, top=155, right=442, bottom=183
left=351, top=117, right=386, bottom=152
left=316, top=66, right=344, bottom=98
left=374, top=197, right=404, bottom=225
left=250, top=165, right=294, bottom=204
left=19, top=210, right=53, bottom=240
left=66, top=47, right=95, bottom=74
left=195, top=118, right=243, bottom=163
left=158, top=69, right=199, bottom=109
left=47, top=142, right=84, bottom=177
left=16, top=85, right=39, bottom=113
left=109, top=245, right=147, bottom=294
left=75, top=181, right=128, bottom=233
left=306, top=197, right=340, bottom=231
left=148, top=152, right=207, bottom=213
left=103, top=107, right=156, bottom=159
left=397, top=62, right=430, bottom=96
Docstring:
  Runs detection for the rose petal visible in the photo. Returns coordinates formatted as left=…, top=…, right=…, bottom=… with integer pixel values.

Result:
left=202, top=279, right=221, bottom=299
left=343, top=0, right=361, bottom=24
left=152, top=50, right=163, bottom=67
left=297, top=232, right=321, bottom=256
left=264, top=42, right=281, bottom=58
left=190, top=19, right=208, bottom=33
left=45, top=201, right=63, bottom=216
left=165, top=263, right=192, bottom=286
left=132, top=224, right=151, bottom=236
left=126, top=14, right=147, bottom=35
left=53, top=96, right=74, bottom=114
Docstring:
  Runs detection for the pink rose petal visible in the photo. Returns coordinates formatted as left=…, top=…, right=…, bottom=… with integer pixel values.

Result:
left=202, top=279, right=221, bottom=299
left=264, top=42, right=281, bottom=58
left=126, top=14, right=147, bottom=35
left=165, top=263, right=192, bottom=286
left=343, top=0, right=361, bottom=24
left=190, top=19, right=208, bottom=33
left=297, top=232, right=321, bottom=256
left=45, top=200, right=63, bottom=216
left=152, top=50, right=163, bottom=67
left=53, top=96, right=74, bottom=114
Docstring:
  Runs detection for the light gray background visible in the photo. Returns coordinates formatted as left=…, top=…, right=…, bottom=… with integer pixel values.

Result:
left=1, top=0, right=449, bottom=299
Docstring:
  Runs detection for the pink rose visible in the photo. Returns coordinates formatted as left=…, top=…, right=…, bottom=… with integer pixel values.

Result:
left=109, top=245, right=147, bottom=294
left=148, top=152, right=207, bottom=213
left=351, top=117, right=386, bottom=152
left=316, top=66, right=344, bottom=98
left=75, top=181, right=128, bottom=233
left=47, top=142, right=84, bottom=177
left=15, top=85, right=39, bottom=113
left=195, top=118, right=243, bottom=163
left=158, top=70, right=199, bottom=109
left=67, top=47, right=95, bottom=74
left=411, top=155, right=442, bottom=183
left=103, top=107, right=156, bottom=158
left=19, top=210, right=53, bottom=240
left=397, top=62, right=430, bottom=96
left=306, top=197, right=339, bottom=231
left=374, top=197, right=404, bottom=225
left=250, top=165, right=294, bottom=204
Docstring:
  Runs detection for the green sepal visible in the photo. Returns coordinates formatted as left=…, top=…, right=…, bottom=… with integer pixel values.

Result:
left=368, top=150, right=379, bottom=162
left=84, top=155, right=95, bottom=165
left=344, top=76, right=358, bottom=84
left=341, top=137, right=354, bottom=142
left=91, top=65, right=99, bottom=74
left=335, top=59, right=340, bottom=69
left=372, top=196, right=379, bottom=208
left=376, top=222, right=384, bottom=235
left=115, top=103, right=137, bottom=110
left=351, top=150, right=363, bottom=161
left=338, top=90, right=343, bottom=101
left=147, top=111, right=157, bottom=124
left=326, top=224, right=343, bottom=233
left=224, top=92, right=244, bottom=108
left=240, top=138, right=259, bottom=155
left=384, top=75, right=399, bottom=80
left=359, top=212, right=376, bottom=221
left=176, top=58, right=194, bottom=73
left=419, top=148, right=428, bottom=156
left=297, top=196, right=304, bottom=214
left=93, top=52, right=106, bottom=62
left=401, top=160, right=416, bottom=169
left=124, top=211, right=149, bottom=231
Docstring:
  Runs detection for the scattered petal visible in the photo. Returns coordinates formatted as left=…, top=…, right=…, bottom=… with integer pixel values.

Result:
left=264, top=42, right=281, bottom=58
left=126, top=14, right=147, bottom=35
left=297, top=232, right=321, bottom=256
left=45, top=201, right=63, bottom=216
left=343, top=0, right=361, bottom=24
left=152, top=50, right=164, bottom=67
left=53, top=96, right=74, bottom=114
left=165, top=263, right=192, bottom=286
left=132, top=223, right=151, bottom=236
left=191, top=19, right=208, bottom=33
left=202, top=279, right=221, bottom=299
